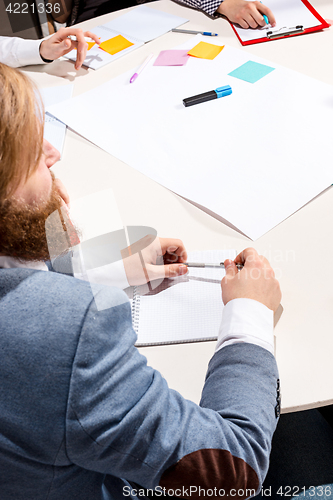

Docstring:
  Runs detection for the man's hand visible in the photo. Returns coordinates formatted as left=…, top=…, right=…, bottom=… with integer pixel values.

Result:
left=221, top=247, right=281, bottom=311
left=39, top=27, right=101, bottom=70
left=217, top=0, right=276, bottom=29
left=122, top=236, right=188, bottom=286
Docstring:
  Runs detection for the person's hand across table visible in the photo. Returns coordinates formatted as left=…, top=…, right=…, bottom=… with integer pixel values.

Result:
left=39, top=27, right=101, bottom=70
left=217, top=0, right=276, bottom=29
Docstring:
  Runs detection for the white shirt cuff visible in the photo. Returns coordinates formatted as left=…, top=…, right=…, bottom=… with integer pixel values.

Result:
left=216, top=298, right=274, bottom=355
left=15, top=39, right=45, bottom=67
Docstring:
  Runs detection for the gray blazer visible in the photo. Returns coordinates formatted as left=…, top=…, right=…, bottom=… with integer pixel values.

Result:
left=0, top=268, right=279, bottom=499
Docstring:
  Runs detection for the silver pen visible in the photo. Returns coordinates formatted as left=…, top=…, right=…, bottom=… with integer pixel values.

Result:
left=171, top=29, right=218, bottom=36
left=185, top=262, right=244, bottom=270
left=68, top=35, right=95, bottom=42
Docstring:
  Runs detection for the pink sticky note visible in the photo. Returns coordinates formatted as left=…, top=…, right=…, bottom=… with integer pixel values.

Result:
left=153, top=50, right=190, bottom=66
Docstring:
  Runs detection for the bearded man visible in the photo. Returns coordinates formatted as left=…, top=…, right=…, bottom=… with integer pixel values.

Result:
left=0, top=62, right=282, bottom=500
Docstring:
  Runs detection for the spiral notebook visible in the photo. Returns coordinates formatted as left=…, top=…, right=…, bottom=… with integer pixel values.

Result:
left=130, top=249, right=237, bottom=346
left=64, top=5, right=188, bottom=70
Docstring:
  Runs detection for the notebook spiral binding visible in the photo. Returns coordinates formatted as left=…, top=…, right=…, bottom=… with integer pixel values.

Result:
left=98, top=25, right=143, bottom=45
left=131, top=286, right=140, bottom=334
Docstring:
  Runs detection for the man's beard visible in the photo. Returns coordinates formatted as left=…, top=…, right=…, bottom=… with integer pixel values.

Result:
left=0, top=184, right=77, bottom=262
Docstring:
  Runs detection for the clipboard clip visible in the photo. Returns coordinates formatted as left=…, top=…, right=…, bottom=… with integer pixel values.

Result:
left=266, top=25, right=304, bottom=39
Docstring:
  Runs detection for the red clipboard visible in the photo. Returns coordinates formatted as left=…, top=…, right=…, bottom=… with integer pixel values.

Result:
left=230, top=0, right=330, bottom=46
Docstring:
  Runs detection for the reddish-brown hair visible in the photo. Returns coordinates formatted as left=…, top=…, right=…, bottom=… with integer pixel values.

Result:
left=0, top=63, right=44, bottom=203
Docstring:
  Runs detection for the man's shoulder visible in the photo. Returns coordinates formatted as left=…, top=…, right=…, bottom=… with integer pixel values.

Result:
left=0, top=266, right=88, bottom=293
left=0, top=267, right=129, bottom=312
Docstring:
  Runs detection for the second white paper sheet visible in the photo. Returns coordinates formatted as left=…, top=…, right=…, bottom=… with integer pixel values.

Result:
left=47, top=37, right=333, bottom=240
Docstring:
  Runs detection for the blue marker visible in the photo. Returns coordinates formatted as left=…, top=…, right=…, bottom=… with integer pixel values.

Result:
left=260, top=2, right=269, bottom=25
left=183, top=85, right=232, bottom=107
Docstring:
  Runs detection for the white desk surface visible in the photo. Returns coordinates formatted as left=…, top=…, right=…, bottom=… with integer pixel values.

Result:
left=24, top=0, right=333, bottom=413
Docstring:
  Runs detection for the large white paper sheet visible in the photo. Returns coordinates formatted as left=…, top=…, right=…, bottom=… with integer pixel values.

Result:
left=40, top=84, right=73, bottom=156
left=47, top=38, right=333, bottom=240
left=233, top=0, right=321, bottom=43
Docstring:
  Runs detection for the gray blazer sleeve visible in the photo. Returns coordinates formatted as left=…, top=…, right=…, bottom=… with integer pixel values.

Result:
left=66, top=285, right=279, bottom=498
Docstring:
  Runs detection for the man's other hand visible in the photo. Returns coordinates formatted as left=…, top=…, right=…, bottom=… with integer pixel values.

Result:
left=222, top=247, right=281, bottom=311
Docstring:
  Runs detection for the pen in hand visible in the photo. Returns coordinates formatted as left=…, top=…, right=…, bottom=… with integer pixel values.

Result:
left=68, top=35, right=96, bottom=42
left=185, top=262, right=244, bottom=270
left=260, top=2, right=269, bottom=25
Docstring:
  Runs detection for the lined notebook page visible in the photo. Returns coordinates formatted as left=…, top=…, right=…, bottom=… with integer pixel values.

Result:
left=132, top=249, right=236, bottom=346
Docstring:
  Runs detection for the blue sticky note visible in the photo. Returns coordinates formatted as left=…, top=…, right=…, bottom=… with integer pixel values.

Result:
left=228, top=61, right=275, bottom=83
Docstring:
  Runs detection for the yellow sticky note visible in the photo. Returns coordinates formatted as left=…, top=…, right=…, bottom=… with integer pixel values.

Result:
left=87, top=42, right=95, bottom=50
left=99, top=35, right=134, bottom=55
left=188, top=42, right=224, bottom=60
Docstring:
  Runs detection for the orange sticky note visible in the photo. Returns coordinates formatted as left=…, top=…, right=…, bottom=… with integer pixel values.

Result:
left=188, top=42, right=224, bottom=60
left=99, top=35, right=134, bottom=55
left=87, top=42, right=95, bottom=50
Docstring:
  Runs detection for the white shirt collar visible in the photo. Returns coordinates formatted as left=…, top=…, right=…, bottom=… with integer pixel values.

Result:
left=0, top=256, right=48, bottom=271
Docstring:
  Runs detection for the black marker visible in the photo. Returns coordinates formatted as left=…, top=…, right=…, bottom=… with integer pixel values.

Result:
left=183, top=85, right=232, bottom=107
